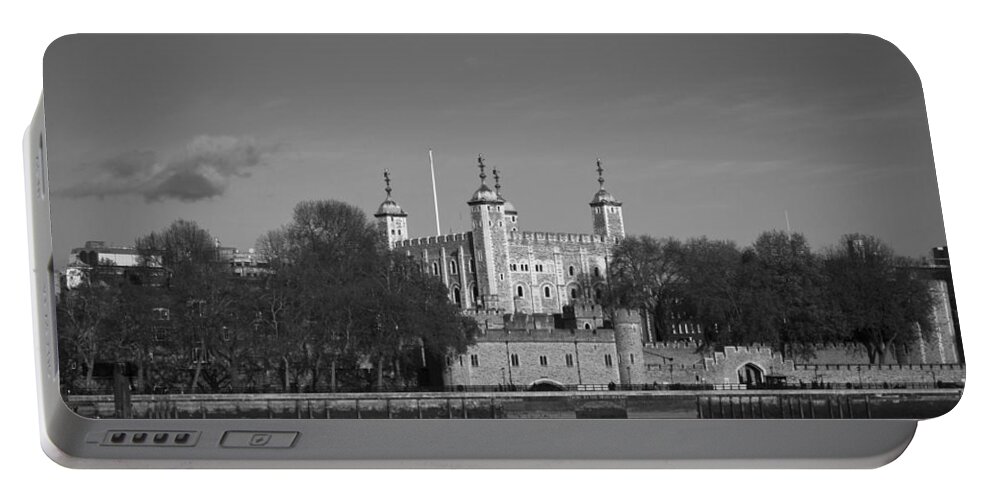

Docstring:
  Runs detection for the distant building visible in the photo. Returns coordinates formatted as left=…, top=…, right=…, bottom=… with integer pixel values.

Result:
left=228, top=248, right=270, bottom=278
left=65, top=241, right=165, bottom=288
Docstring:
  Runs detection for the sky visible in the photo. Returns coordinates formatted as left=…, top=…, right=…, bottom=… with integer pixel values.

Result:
left=43, top=35, right=945, bottom=269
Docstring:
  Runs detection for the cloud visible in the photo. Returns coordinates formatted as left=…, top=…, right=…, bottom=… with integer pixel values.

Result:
left=61, top=135, right=272, bottom=202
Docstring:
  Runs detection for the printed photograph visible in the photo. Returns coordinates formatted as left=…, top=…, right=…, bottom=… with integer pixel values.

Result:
left=44, top=35, right=964, bottom=419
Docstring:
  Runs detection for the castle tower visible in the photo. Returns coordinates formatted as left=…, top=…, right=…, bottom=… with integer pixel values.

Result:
left=374, top=170, right=408, bottom=249
left=612, top=309, right=647, bottom=386
left=590, top=158, right=625, bottom=240
left=493, top=167, right=519, bottom=233
left=468, top=155, right=511, bottom=311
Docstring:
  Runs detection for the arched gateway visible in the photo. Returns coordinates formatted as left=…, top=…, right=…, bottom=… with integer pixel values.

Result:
left=737, top=363, right=765, bottom=386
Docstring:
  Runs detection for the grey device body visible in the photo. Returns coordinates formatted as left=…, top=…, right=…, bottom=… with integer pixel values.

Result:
left=25, top=99, right=918, bottom=469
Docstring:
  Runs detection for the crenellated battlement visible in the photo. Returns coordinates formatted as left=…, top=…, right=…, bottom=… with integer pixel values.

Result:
left=395, top=232, right=471, bottom=248
left=645, top=362, right=705, bottom=371
left=793, top=363, right=965, bottom=372
left=645, top=340, right=703, bottom=349
left=562, top=302, right=603, bottom=319
left=719, top=345, right=776, bottom=358
left=507, top=231, right=611, bottom=244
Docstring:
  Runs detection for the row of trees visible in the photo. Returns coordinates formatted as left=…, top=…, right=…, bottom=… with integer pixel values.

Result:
left=57, top=200, right=477, bottom=394
left=57, top=198, right=940, bottom=394
left=605, top=231, right=938, bottom=364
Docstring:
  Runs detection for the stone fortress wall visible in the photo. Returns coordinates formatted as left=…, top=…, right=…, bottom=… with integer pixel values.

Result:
left=446, top=305, right=965, bottom=389
left=505, top=231, right=615, bottom=315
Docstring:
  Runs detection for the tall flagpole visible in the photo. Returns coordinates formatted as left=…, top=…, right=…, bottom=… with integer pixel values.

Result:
left=429, top=149, right=441, bottom=236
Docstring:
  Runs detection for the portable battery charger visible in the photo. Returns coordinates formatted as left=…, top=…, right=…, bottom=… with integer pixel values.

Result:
left=26, top=34, right=964, bottom=467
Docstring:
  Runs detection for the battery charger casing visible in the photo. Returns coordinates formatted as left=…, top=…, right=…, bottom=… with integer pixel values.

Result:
left=27, top=34, right=963, bottom=467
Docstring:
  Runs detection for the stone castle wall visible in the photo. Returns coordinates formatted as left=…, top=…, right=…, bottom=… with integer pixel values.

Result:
left=396, top=228, right=619, bottom=316
left=792, top=363, right=966, bottom=385
left=505, top=231, right=615, bottom=314
left=913, top=280, right=960, bottom=364
left=444, top=332, right=621, bottom=388
left=641, top=344, right=966, bottom=387
left=448, top=310, right=966, bottom=389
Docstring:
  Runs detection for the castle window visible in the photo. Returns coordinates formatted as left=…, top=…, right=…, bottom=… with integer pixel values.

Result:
left=499, top=221, right=503, bottom=227
left=472, top=285, right=479, bottom=303
left=543, top=286, right=551, bottom=298
left=523, top=264, right=529, bottom=271
left=470, top=354, right=479, bottom=367
left=432, top=262, right=439, bottom=276
left=539, top=355, right=548, bottom=367
left=152, top=307, right=170, bottom=322
left=571, top=289, right=578, bottom=299
left=510, top=263, right=517, bottom=271
left=459, top=356, right=464, bottom=367
left=565, top=354, right=574, bottom=367
left=391, top=229, right=395, bottom=235
left=630, top=354, right=635, bottom=363
left=516, top=285, right=524, bottom=297
left=449, top=260, right=457, bottom=275
left=536, top=264, right=543, bottom=272
left=593, top=266, right=601, bottom=277
left=584, top=322, right=592, bottom=330
left=568, top=265, right=575, bottom=276
left=470, top=260, right=476, bottom=273
left=452, top=287, right=462, bottom=306
left=604, top=354, right=613, bottom=367
left=510, top=354, right=519, bottom=367
left=499, top=273, right=504, bottom=281
left=512, top=216, right=517, bottom=222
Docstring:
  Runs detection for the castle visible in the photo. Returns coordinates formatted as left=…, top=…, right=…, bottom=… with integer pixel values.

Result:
left=374, top=156, right=965, bottom=390
left=376, top=156, right=621, bottom=316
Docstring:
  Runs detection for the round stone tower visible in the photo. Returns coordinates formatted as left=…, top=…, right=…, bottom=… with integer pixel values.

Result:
left=612, top=309, right=647, bottom=386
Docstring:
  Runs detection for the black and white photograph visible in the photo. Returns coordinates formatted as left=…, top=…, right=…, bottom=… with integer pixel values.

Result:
left=44, top=34, right=964, bottom=420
